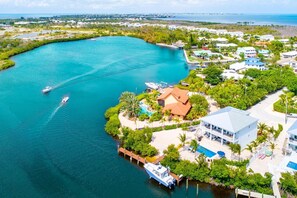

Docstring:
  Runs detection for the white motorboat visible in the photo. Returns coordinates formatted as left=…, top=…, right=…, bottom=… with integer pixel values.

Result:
left=61, top=96, right=69, bottom=104
left=145, top=82, right=160, bottom=90
left=42, top=86, right=52, bottom=94
left=144, top=163, right=175, bottom=189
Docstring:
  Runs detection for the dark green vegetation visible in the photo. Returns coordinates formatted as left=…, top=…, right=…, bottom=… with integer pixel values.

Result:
left=161, top=144, right=273, bottom=194
left=273, top=91, right=297, bottom=114
left=186, top=94, right=209, bottom=120
left=209, top=67, right=296, bottom=110
left=280, top=172, right=297, bottom=197
left=121, top=127, right=158, bottom=157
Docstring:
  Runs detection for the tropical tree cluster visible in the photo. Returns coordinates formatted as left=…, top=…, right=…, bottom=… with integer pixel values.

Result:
left=273, top=91, right=297, bottom=114
left=186, top=94, right=209, bottom=120
left=209, top=67, right=296, bottom=110
left=120, top=92, right=140, bottom=118
left=120, top=127, right=158, bottom=157
left=280, top=172, right=297, bottom=196
left=202, top=65, right=223, bottom=85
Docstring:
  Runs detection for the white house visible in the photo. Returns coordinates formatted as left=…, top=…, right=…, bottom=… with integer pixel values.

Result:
left=227, top=31, right=244, bottom=38
left=287, top=120, right=297, bottom=152
left=278, top=39, right=290, bottom=44
left=236, top=47, right=257, bottom=58
left=211, top=38, right=228, bottom=44
left=259, top=35, right=275, bottom=41
left=230, top=58, right=266, bottom=72
left=200, top=107, right=258, bottom=149
left=278, top=59, right=297, bottom=73
left=216, top=43, right=238, bottom=50
left=221, top=70, right=244, bottom=80
left=281, top=51, right=297, bottom=59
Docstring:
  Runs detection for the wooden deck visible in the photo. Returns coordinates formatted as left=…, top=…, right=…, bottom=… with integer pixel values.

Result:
left=118, top=147, right=184, bottom=185
left=235, top=188, right=276, bottom=198
left=118, top=147, right=146, bottom=165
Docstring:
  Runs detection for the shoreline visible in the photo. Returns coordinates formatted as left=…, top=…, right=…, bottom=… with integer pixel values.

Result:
left=0, top=34, right=102, bottom=71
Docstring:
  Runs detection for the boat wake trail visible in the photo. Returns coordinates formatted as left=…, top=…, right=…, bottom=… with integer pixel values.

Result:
left=45, top=104, right=63, bottom=125
left=52, top=51, right=154, bottom=90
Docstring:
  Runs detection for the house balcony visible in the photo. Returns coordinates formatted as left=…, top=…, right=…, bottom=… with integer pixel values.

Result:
left=201, top=126, right=234, bottom=142
left=289, top=137, right=297, bottom=146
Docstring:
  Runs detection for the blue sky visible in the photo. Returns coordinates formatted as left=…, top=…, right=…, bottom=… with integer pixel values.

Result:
left=0, top=0, right=296, bottom=14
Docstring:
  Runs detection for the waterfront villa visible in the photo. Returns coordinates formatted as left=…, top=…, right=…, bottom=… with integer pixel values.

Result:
left=199, top=107, right=258, bottom=149
left=157, top=87, right=191, bottom=120
left=236, top=47, right=257, bottom=58
left=230, top=58, right=266, bottom=72
left=287, top=120, right=297, bottom=152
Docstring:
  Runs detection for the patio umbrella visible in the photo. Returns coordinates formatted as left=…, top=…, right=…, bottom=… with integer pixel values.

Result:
left=217, top=151, right=225, bottom=158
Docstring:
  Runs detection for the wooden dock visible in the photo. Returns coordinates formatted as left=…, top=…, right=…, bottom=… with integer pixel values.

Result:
left=118, top=147, right=146, bottom=165
left=235, top=188, right=276, bottom=198
left=118, top=147, right=184, bottom=185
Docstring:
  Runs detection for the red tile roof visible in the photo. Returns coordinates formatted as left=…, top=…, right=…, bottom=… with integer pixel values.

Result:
left=158, top=87, right=191, bottom=117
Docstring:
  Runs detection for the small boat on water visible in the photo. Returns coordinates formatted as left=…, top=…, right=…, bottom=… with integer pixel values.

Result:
left=61, top=96, right=69, bottom=104
left=144, top=163, right=176, bottom=189
left=42, top=86, right=52, bottom=94
left=145, top=82, right=160, bottom=90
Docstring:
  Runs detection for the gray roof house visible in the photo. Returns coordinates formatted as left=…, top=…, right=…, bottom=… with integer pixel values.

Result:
left=200, top=107, right=258, bottom=149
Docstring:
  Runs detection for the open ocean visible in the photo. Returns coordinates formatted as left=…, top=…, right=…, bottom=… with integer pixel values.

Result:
left=1, top=13, right=297, bottom=26
left=161, top=13, right=297, bottom=26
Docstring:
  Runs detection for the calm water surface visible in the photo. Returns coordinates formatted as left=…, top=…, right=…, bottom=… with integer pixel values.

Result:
left=0, top=36, right=234, bottom=197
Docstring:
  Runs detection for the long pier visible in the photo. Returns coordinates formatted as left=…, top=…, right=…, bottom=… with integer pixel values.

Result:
left=118, top=147, right=183, bottom=185
left=235, top=188, right=277, bottom=198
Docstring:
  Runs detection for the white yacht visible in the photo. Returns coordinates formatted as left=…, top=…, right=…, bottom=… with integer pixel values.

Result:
left=145, top=82, right=160, bottom=90
left=42, top=86, right=52, bottom=94
left=61, top=96, right=69, bottom=104
left=144, top=163, right=176, bottom=189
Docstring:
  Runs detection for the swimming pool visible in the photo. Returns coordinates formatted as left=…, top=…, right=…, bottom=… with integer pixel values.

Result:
left=287, top=161, right=297, bottom=171
left=139, top=103, right=153, bottom=116
left=197, top=145, right=216, bottom=158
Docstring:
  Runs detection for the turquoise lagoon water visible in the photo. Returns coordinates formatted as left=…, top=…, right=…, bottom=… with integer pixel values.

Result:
left=0, top=37, right=234, bottom=197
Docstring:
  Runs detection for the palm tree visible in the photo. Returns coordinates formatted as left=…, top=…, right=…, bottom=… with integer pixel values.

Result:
left=270, top=142, right=276, bottom=159
left=228, top=143, right=241, bottom=161
left=267, top=126, right=276, bottom=139
left=178, top=133, right=187, bottom=147
left=119, top=92, right=140, bottom=118
left=190, top=139, right=199, bottom=154
left=257, top=123, right=268, bottom=136
left=245, top=144, right=254, bottom=158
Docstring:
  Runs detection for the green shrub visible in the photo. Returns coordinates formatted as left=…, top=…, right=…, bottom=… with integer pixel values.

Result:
left=104, top=103, right=122, bottom=119
left=149, top=112, right=162, bottom=122
left=105, top=114, right=120, bottom=136
left=164, top=124, right=177, bottom=130
left=138, top=114, right=149, bottom=121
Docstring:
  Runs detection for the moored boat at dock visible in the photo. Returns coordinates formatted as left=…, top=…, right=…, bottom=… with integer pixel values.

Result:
left=144, top=163, right=176, bottom=189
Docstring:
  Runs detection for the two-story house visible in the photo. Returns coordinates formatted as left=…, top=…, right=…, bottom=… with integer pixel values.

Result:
left=287, top=120, right=297, bottom=152
left=199, top=107, right=258, bottom=149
